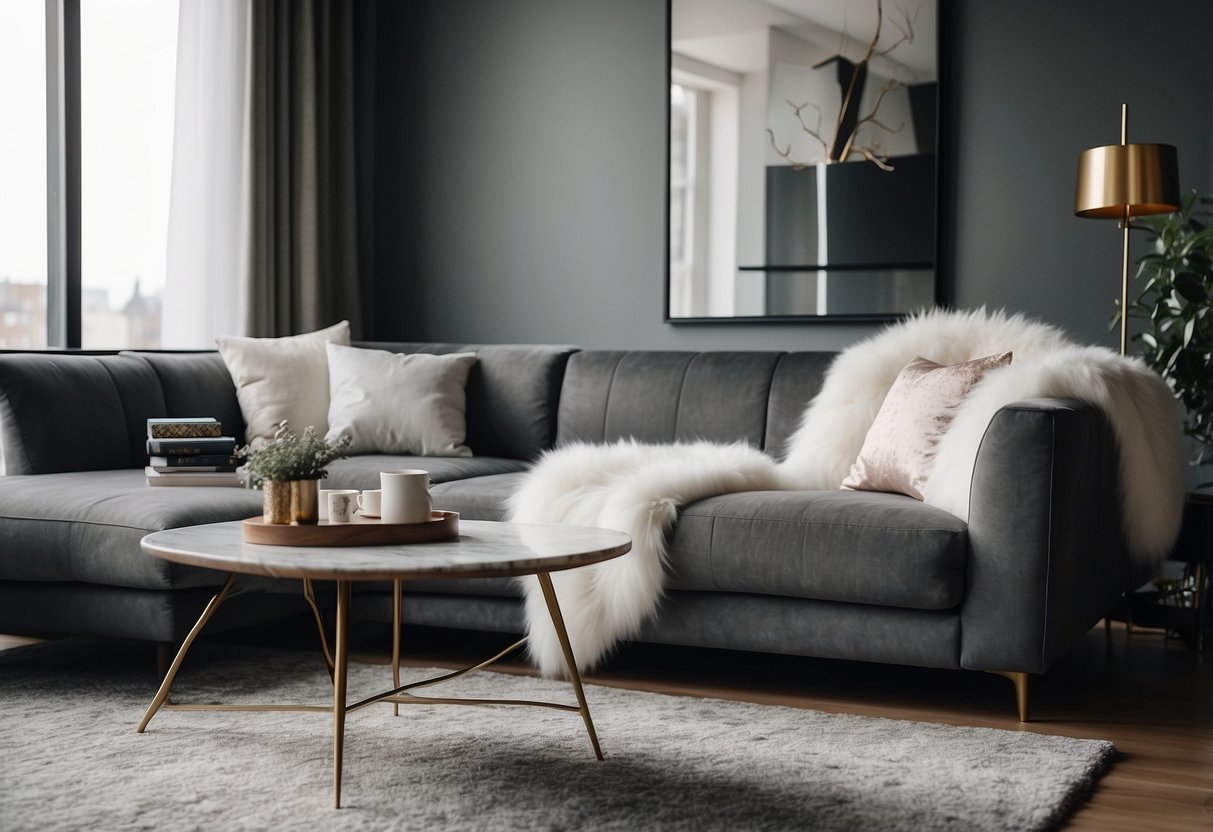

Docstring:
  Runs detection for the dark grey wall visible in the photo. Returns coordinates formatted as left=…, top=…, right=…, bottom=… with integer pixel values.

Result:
left=372, top=0, right=1213, bottom=351
left=950, top=0, right=1213, bottom=347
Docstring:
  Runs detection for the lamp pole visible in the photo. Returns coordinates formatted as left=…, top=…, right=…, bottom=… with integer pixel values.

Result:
left=1119, top=104, right=1129, bottom=356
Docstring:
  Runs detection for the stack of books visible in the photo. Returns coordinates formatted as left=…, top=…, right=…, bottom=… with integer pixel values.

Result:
left=144, top=418, right=242, bottom=487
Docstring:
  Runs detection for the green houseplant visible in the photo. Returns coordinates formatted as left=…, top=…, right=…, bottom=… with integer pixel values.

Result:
left=237, top=421, right=351, bottom=524
left=1128, top=191, right=1213, bottom=466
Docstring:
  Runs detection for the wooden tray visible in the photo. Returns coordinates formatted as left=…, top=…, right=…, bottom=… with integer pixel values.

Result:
left=242, top=511, right=460, bottom=547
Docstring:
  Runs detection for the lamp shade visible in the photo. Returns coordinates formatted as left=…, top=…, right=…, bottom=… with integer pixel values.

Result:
left=1075, top=143, right=1180, bottom=218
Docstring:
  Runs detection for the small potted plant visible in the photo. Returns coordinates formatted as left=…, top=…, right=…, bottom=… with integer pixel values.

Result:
left=237, top=421, right=352, bottom=524
left=1129, top=190, right=1213, bottom=473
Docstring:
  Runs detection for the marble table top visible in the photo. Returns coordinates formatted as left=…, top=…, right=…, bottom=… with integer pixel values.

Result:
left=141, top=519, right=632, bottom=581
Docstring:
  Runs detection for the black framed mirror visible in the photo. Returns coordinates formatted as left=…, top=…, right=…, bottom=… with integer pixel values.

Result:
left=667, top=0, right=945, bottom=322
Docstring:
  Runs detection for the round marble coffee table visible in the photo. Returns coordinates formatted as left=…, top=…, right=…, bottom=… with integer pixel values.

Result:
left=137, top=519, right=632, bottom=808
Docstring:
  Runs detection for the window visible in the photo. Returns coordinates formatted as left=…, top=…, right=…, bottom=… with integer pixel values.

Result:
left=0, top=0, right=178, bottom=350
left=0, top=1, right=49, bottom=348
left=80, top=0, right=178, bottom=348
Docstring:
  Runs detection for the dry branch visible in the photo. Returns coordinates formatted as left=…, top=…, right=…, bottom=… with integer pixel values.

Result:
left=770, top=0, right=918, bottom=172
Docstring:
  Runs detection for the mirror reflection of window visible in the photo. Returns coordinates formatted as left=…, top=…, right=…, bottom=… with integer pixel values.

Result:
left=669, top=83, right=697, bottom=317
left=670, top=57, right=741, bottom=318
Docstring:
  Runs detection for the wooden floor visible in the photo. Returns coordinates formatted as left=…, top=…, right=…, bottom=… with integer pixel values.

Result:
left=4, top=622, right=1210, bottom=829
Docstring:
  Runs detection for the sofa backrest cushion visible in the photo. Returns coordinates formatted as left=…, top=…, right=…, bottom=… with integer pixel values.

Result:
left=556, top=351, right=788, bottom=449
left=763, top=352, right=837, bottom=460
left=0, top=353, right=166, bottom=474
left=0, top=344, right=835, bottom=473
left=352, top=342, right=576, bottom=460
left=124, top=352, right=246, bottom=445
left=100, top=355, right=173, bottom=469
left=555, top=350, right=838, bottom=457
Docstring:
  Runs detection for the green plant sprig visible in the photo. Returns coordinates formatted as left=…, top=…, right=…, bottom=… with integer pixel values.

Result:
left=235, top=421, right=352, bottom=488
left=1123, top=190, right=1213, bottom=459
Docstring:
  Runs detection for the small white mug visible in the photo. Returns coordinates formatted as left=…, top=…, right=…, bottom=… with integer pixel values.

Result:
left=358, top=489, right=382, bottom=518
left=318, top=489, right=359, bottom=521
left=380, top=469, right=431, bottom=524
left=327, top=492, right=355, bottom=523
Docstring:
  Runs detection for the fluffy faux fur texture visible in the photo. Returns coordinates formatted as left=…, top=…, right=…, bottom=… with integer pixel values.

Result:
left=778, top=307, right=1185, bottom=560
left=510, top=308, right=1185, bottom=676
left=509, top=440, right=781, bottom=677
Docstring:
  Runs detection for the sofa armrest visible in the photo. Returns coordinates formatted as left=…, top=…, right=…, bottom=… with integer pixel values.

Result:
left=960, top=398, right=1129, bottom=674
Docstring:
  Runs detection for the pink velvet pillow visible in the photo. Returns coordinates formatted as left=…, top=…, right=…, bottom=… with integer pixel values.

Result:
left=841, top=352, right=1013, bottom=500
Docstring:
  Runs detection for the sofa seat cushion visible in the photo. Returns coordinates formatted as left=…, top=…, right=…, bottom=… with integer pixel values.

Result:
left=0, top=470, right=262, bottom=591
left=322, top=456, right=528, bottom=491
left=666, top=490, right=968, bottom=610
left=428, top=472, right=528, bottom=522
left=422, top=475, right=966, bottom=609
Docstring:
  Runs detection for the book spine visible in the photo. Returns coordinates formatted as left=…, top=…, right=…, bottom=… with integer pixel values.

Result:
left=146, top=438, right=238, bottom=456
left=145, top=468, right=242, bottom=487
left=150, top=466, right=239, bottom=474
left=148, top=423, right=223, bottom=439
left=149, top=454, right=238, bottom=467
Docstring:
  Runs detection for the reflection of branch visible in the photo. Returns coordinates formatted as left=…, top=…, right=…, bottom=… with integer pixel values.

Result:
left=769, top=0, right=920, bottom=172
left=789, top=100, right=830, bottom=157
left=837, top=79, right=905, bottom=162
left=875, top=5, right=917, bottom=59
left=836, top=0, right=914, bottom=149
left=848, top=145, right=895, bottom=172
left=835, top=0, right=888, bottom=140
left=767, top=129, right=809, bottom=171
left=767, top=100, right=831, bottom=169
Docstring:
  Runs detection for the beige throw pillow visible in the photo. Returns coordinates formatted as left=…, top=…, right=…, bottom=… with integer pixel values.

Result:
left=216, top=321, right=351, bottom=447
left=841, top=351, right=1013, bottom=500
left=325, top=343, right=478, bottom=457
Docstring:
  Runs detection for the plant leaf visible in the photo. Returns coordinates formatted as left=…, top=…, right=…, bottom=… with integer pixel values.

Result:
left=1166, top=345, right=1183, bottom=370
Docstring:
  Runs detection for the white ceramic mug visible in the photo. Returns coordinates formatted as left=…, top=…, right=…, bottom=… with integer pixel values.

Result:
left=318, top=489, right=359, bottom=521
left=380, top=470, right=432, bottom=524
left=327, top=492, right=355, bottom=523
left=358, top=489, right=382, bottom=518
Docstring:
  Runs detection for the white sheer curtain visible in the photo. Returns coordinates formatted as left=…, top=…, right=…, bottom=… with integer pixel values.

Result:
left=162, top=0, right=252, bottom=347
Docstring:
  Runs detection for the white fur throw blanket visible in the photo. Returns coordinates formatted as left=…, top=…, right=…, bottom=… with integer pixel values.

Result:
left=510, top=308, right=1185, bottom=676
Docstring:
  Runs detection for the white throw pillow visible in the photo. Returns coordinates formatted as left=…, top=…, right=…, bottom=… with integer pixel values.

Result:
left=216, top=321, right=351, bottom=446
left=325, top=343, right=478, bottom=457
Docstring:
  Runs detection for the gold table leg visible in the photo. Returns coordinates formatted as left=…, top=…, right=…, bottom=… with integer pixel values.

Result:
left=333, top=580, right=351, bottom=809
left=392, top=579, right=402, bottom=717
left=537, top=571, right=604, bottom=760
left=137, top=574, right=236, bottom=733
left=302, top=578, right=335, bottom=681
left=139, top=569, right=605, bottom=810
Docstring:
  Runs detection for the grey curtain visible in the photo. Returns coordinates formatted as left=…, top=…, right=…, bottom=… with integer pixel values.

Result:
left=249, top=0, right=362, bottom=337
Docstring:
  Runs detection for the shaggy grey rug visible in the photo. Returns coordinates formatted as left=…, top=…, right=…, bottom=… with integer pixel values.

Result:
left=0, top=639, right=1111, bottom=831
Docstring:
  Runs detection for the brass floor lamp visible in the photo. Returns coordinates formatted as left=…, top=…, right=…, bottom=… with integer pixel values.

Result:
left=1075, top=106, right=1180, bottom=636
left=1075, top=104, right=1180, bottom=356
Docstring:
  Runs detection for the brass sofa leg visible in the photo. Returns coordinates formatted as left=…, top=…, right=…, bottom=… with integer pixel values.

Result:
left=987, top=670, right=1029, bottom=722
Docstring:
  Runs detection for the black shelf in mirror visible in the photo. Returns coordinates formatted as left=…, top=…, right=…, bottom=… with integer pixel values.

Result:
left=739, top=263, right=933, bottom=272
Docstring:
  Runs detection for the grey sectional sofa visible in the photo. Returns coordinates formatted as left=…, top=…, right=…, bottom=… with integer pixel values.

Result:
left=0, top=342, right=1136, bottom=719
